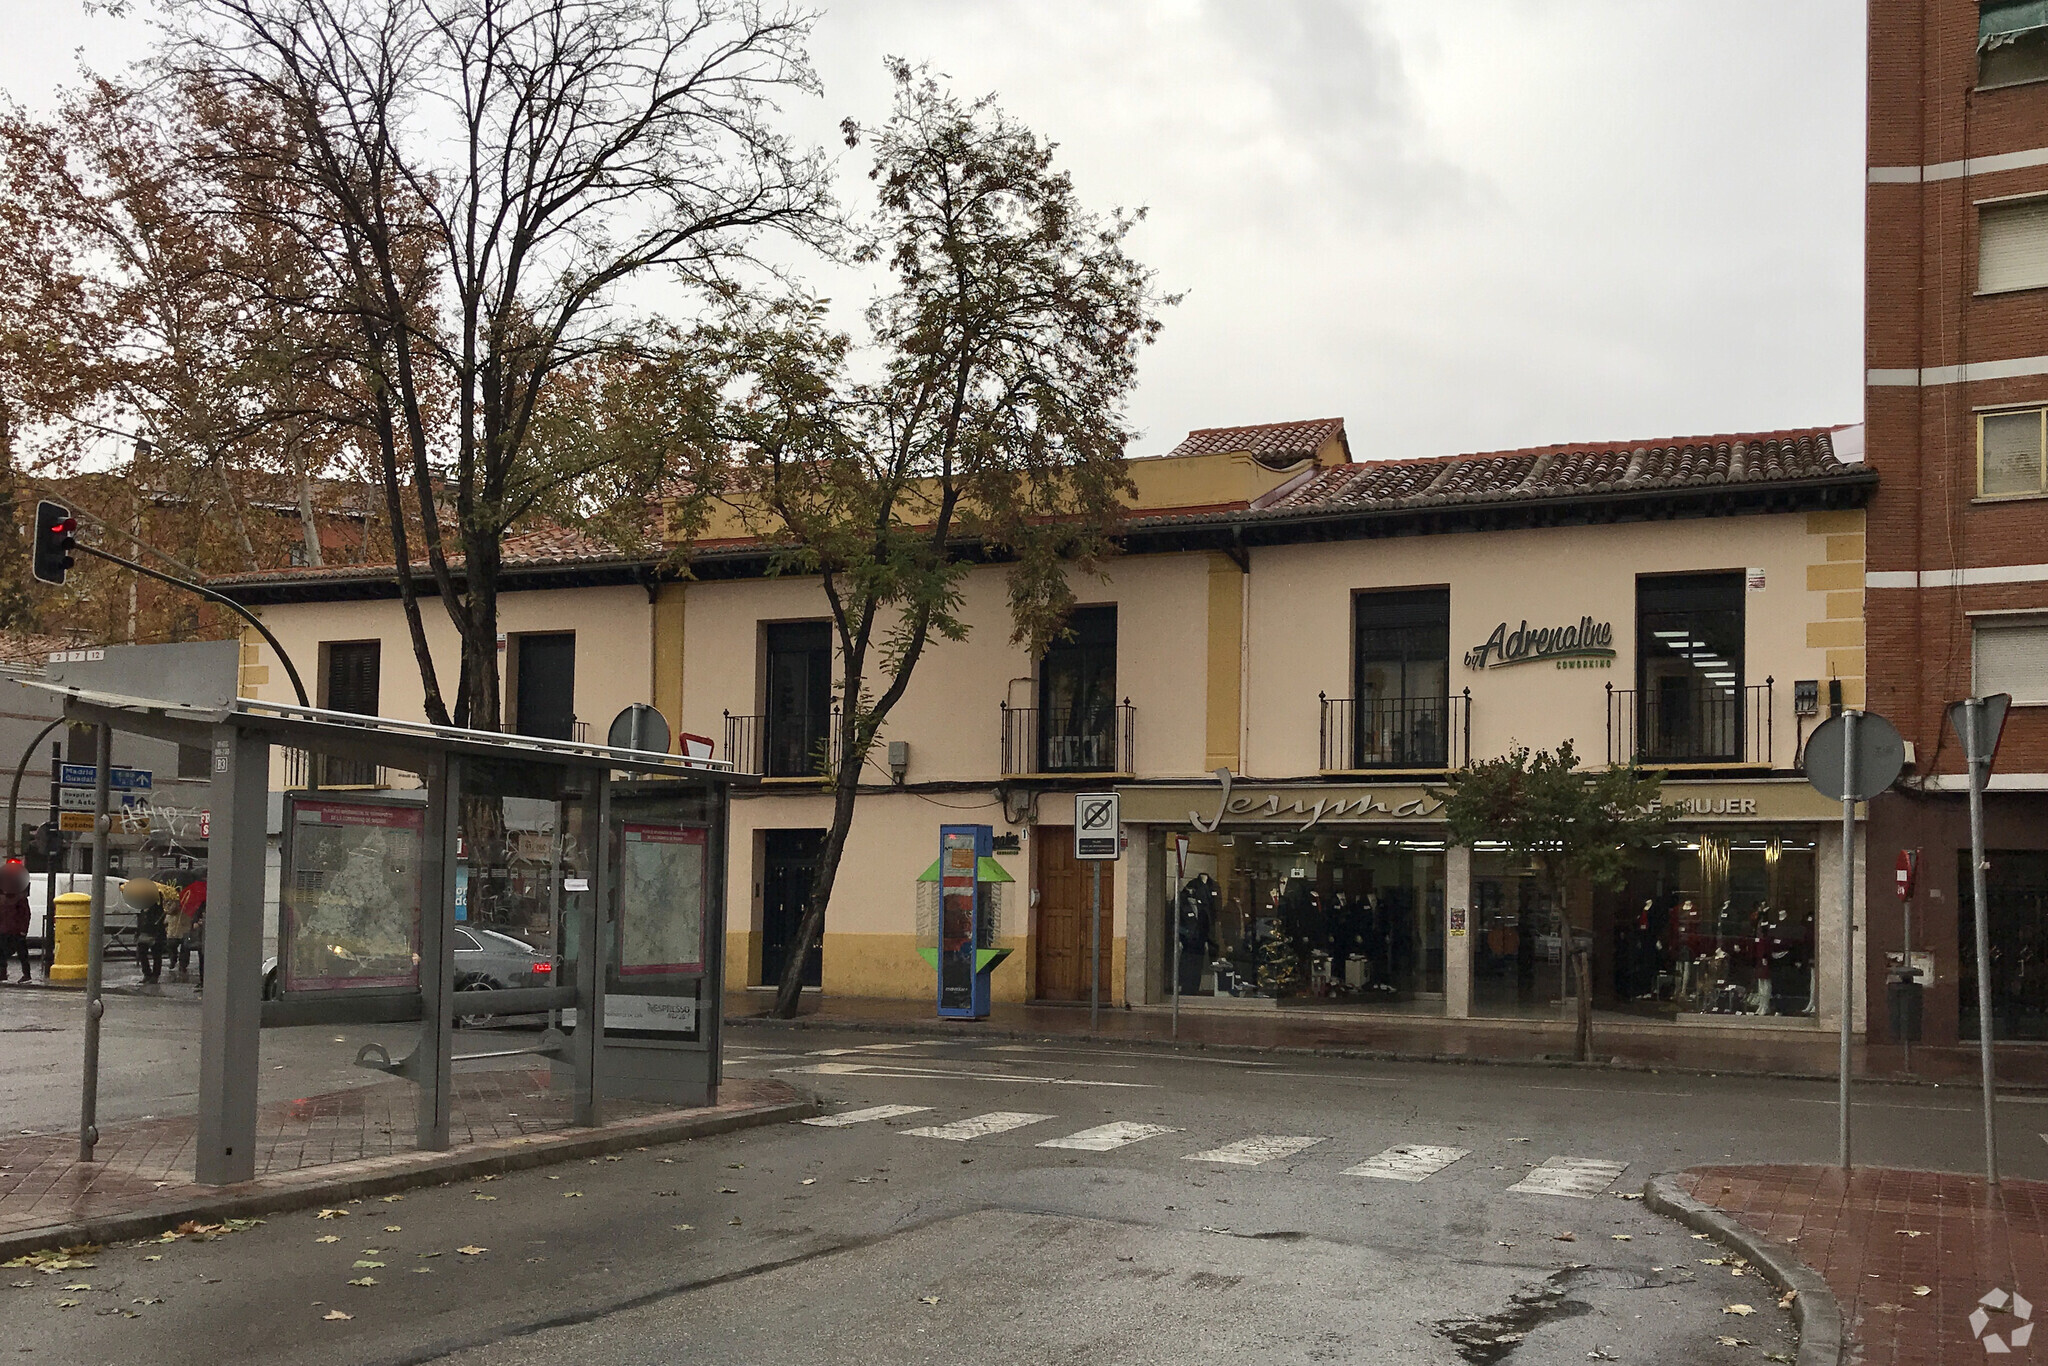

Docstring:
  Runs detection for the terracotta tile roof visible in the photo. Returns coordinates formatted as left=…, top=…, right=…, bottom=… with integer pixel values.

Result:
left=207, top=519, right=653, bottom=587
left=1242, top=426, right=1859, bottom=518
left=1162, top=418, right=1347, bottom=468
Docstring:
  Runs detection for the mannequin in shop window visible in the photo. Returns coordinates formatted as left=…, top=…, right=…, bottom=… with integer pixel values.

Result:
left=1176, top=873, right=1218, bottom=995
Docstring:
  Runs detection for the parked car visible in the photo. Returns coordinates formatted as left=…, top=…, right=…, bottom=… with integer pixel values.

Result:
left=264, top=926, right=554, bottom=1027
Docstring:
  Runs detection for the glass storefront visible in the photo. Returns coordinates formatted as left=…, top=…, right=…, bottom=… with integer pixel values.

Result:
left=1472, top=827, right=1818, bottom=1021
left=1163, top=829, right=1445, bottom=1011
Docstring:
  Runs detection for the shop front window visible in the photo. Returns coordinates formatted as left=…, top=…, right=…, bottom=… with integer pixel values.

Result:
left=1472, top=829, right=1816, bottom=1021
left=1960, top=850, right=2048, bottom=1041
left=1162, top=829, right=1444, bottom=1011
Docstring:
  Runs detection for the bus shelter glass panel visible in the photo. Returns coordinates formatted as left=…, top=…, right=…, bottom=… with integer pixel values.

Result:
left=458, top=759, right=595, bottom=1003
left=607, top=786, right=722, bottom=1044
left=280, top=794, right=425, bottom=992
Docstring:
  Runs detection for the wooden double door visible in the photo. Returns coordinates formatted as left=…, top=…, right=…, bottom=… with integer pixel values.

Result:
left=1034, top=826, right=1107, bottom=1001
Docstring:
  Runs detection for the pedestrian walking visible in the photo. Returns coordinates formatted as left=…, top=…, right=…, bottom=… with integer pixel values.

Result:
left=0, top=859, right=30, bottom=982
left=122, top=875, right=167, bottom=984
left=179, top=872, right=206, bottom=988
left=166, top=874, right=192, bottom=981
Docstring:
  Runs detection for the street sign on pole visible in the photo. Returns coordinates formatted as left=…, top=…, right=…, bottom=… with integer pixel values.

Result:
left=58, top=765, right=151, bottom=793
left=1895, top=848, right=1919, bottom=900
left=1804, top=708, right=1906, bottom=1173
left=1074, top=794, right=1120, bottom=860
left=1075, top=793, right=1120, bottom=1035
left=1949, top=694, right=2012, bottom=1191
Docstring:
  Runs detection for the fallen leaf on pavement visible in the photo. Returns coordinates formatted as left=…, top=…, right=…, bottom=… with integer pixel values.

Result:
left=1553, top=1232, right=1576, bottom=1242
left=351, top=1261, right=384, bottom=1270
left=563, top=1192, right=582, bottom=1199
left=1692, top=1233, right=1711, bottom=1241
left=55, top=1300, right=80, bottom=1309
left=1716, top=1336, right=1751, bottom=1348
left=1588, top=1351, right=1619, bottom=1362
left=472, top=1195, right=497, bottom=1202
left=1896, top=1229, right=1927, bottom=1238
left=314, top=1236, right=339, bottom=1244
left=604, top=1155, right=622, bottom=1162
left=920, top=1296, right=940, bottom=1306
left=456, top=1246, right=487, bottom=1256
left=1912, top=1286, right=1932, bottom=1297
left=728, top=1218, right=742, bottom=1227
left=379, top=1195, right=402, bottom=1203
left=346, top=1278, right=377, bottom=1288
left=384, top=1226, right=401, bottom=1233
left=142, top=1256, right=161, bottom=1262
left=659, top=1158, right=675, bottom=1164
left=315, top=1210, right=348, bottom=1220
left=412, top=1269, right=432, bottom=1275
left=672, top=1225, right=693, bottom=1232
left=718, top=1187, right=737, bottom=1194
left=1610, top=1234, right=1632, bottom=1241
left=1614, top=1192, right=1643, bottom=1201
left=1779, top=1291, right=1798, bottom=1308
left=1723, top=1304, right=1755, bottom=1316
left=60, top=1284, right=90, bottom=1292
left=1870, top=1303, right=1903, bottom=1314
left=323, top=1310, right=352, bottom=1321
left=801, top=1178, right=816, bottom=1186
left=546, top=1175, right=560, bottom=1181
left=480, top=1175, right=499, bottom=1182
left=1701, top=1258, right=1728, bottom=1266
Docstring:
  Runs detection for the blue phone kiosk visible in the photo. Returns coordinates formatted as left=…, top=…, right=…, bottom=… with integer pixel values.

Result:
left=916, top=824, right=1013, bottom=1019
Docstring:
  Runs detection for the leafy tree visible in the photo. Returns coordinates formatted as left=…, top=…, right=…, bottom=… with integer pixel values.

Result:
left=690, top=62, right=1173, bottom=1019
left=163, top=0, right=834, bottom=727
left=1435, top=741, right=1670, bottom=1061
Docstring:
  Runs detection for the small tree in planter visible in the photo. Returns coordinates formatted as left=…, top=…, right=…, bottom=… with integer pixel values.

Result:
left=1435, top=741, right=1670, bottom=1061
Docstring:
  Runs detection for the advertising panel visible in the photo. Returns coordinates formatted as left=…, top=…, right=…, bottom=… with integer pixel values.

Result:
left=282, top=799, right=424, bottom=992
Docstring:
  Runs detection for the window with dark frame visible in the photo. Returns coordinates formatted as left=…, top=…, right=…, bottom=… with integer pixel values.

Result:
left=1980, top=407, right=2048, bottom=498
left=1635, top=573, right=1745, bottom=763
left=1351, top=589, right=1451, bottom=768
left=512, top=632, right=577, bottom=741
left=763, top=622, right=832, bottom=778
left=1981, top=1, right=2048, bottom=87
left=321, top=641, right=381, bottom=785
left=1037, top=605, right=1118, bottom=773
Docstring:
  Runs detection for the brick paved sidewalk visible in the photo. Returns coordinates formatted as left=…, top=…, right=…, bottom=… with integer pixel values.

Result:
left=0, top=1069, right=808, bottom=1251
left=1674, top=1164, right=2048, bottom=1364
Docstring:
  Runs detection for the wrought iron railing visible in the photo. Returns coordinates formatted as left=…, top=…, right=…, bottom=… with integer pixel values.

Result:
left=1319, top=691, right=1470, bottom=770
left=724, top=708, right=841, bottom=779
left=280, top=748, right=389, bottom=789
left=1607, top=678, right=1772, bottom=766
left=999, top=700, right=1135, bottom=776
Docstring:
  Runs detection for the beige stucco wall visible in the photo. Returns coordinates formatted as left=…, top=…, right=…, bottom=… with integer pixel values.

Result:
left=673, top=556, right=1214, bottom=783
left=240, top=585, right=654, bottom=751
left=1243, top=511, right=1860, bottom=778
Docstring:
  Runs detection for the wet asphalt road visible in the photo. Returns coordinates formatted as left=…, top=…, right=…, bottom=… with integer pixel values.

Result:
left=9, top=1004, right=2045, bottom=1365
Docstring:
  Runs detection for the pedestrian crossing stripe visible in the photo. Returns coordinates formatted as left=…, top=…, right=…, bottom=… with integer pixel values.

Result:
left=1182, top=1135, right=1326, bottom=1166
left=1341, top=1144, right=1470, bottom=1182
left=901, top=1111, right=1055, bottom=1141
left=1037, top=1122, right=1180, bottom=1152
left=1507, top=1156, right=1628, bottom=1198
left=801, top=1104, right=932, bottom=1128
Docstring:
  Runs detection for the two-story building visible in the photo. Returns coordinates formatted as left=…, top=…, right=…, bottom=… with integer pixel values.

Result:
left=215, top=416, right=1874, bottom=1061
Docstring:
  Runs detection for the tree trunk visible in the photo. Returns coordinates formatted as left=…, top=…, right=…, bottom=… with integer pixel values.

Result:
left=770, top=760, right=859, bottom=1018
left=0, top=401, right=27, bottom=631
left=1571, top=943, right=1594, bottom=1062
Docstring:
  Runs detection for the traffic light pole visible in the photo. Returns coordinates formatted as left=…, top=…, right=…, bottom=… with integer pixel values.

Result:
left=74, top=544, right=308, bottom=708
left=4, top=717, right=65, bottom=859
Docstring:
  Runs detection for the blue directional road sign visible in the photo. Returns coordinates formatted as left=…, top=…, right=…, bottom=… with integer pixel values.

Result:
left=59, top=764, right=152, bottom=792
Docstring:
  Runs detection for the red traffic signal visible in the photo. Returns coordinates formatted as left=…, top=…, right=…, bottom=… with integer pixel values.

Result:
left=31, top=500, right=77, bottom=585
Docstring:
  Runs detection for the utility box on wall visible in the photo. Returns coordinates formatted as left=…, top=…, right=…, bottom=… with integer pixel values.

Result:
left=916, top=824, right=1013, bottom=1019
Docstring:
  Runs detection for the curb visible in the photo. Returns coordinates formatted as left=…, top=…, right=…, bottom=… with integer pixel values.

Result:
left=0, top=1089, right=821, bottom=1264
left=1642, top=1173, right=1843, bottom=1366
left=725, top=1009, right=2048, bottom=1093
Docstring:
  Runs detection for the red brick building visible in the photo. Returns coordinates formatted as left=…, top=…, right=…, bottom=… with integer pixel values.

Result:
left=1865, top=0, right=2048, bottom=1050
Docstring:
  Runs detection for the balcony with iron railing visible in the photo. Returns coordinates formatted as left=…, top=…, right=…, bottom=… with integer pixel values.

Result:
left=1606, top=677, right=1773, bottom=768
left=1319, top=691, right=1470, bottom=772
left=999, top=700, right=1135, bottom=777
left=724, top=707, right=842, bottom=779
left=280, top=748, right=392, bottom=789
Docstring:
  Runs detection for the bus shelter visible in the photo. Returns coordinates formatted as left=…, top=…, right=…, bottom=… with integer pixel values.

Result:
left=27, top=642, right=736, bottom=1186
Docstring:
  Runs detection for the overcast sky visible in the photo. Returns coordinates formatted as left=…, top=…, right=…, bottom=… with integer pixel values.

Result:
left=0, top=0, right=1866, bottom=463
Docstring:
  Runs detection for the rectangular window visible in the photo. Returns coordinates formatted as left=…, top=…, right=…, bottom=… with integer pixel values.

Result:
left=1975, top=616, right=2048, bottom=703
left=1981, top=1, right=2048, bottom=87
left=1351, top=588, right=1451, bottom=767
left=321, top=641, right=381, bottom=785
left=1980, top=407, right=2048, bottom=497
left=512, top=632, right=577, bottom=741
left=763, top=622, right=832, bottom=778
left=1038, top=605, right=1118, bottom=773
left=1636, top=572, right=1745, bottom=762
left=1980, top=198, right=2048, bottom=293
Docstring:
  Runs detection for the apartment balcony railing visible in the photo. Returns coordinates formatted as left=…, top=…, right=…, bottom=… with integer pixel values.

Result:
left=1607, top=678, right=1772, bottom=767
left=999, top=700, right=1135, bottom=777
left=281, top=749, right=390, bottom=789
left=1319, top=691, right=1470, bottom=771
left=724, top=707, right=841, bottom=779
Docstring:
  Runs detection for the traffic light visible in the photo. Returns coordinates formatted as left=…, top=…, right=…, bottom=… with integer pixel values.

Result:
left=31, top=500, right=77, bottom=585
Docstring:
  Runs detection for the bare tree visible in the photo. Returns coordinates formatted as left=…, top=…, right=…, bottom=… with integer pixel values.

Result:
left=165, top=0, right=833, bottom=727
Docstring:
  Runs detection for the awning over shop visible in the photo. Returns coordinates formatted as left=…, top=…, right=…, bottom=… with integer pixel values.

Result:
left=1982, top=0, right=2048, bottom=49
